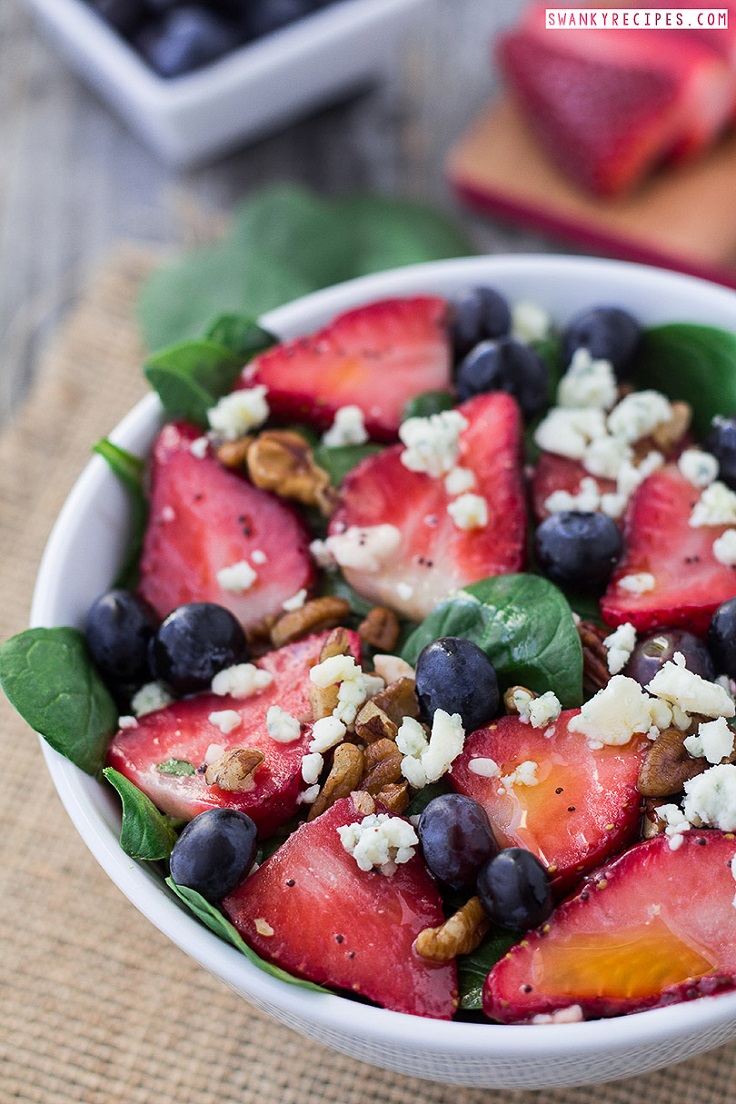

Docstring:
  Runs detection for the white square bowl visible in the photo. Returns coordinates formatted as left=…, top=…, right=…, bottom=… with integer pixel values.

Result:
left=20, top=0, right=428, bottom=166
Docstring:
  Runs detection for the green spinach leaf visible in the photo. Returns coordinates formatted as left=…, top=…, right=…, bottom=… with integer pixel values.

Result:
left=204, top=313, right=276, bottom=361
left=0, top=627, right=117, bottom=774
left=166, top=878, right=328, bottom=993
left=457, top=926, right=519, bottom=1011
left=402, top=390, right=455, bottom=421
left=401, top=575, right=583, bottom=707
left=335, top=194, right=474, bottom=274
left=103, top=767, right=178, bottom=861
left=632, top=323, right=736, bottom=437
left=143, top=339, right=242, bottom=427
left=92, top=438, right=147, bottom=589
left=313, top=442, right=383, bottom=487
left=156, top=758, right=196, bottom=777
left=405, top=779, right=453, bottom=818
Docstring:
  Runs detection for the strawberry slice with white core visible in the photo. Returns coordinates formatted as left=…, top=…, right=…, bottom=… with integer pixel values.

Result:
left=484, top=831, right=736, bottom=1022
left=137, top=421, right=315, bottom=631
left=601, top=464, right=736, bottom=635
left=240, top=296, right=452, bottom=440
left=450, top=710, right=649, bottom=894
left=106, top=631, right=360, bottom=836
left=222, top=795, right=458, bottom=1018
left=326, top=393, right=526, bottom=621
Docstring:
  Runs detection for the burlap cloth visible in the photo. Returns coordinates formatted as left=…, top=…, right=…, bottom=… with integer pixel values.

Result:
left=2, top=245, right=736, bottom=1104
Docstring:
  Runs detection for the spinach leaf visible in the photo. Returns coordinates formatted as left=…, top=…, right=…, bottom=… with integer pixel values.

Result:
left=204, top=313, right=276, bottom=361
left=313, top=442, right=383, bottom=487
left=0, top=627, right=117, bottom=775
left=405, top=779, right=453, bottom=819
left=103, top=767, right=178, bottom=861
left=156, top=758, right=196, bottom=777
left=92, top=438, right=147, bottom=589
left=631, top=323, right=736, bottom=437
left=166, top=878, right=328, bottom=993
left=143, top=339, right=242, bottom=427
left=457, top=926, right=519, bottom=1011
left=317, top=571, right=376, bottom=619
left=402, top=575, right=583, bottom=707
left=402, top=390, right=455, bottom=421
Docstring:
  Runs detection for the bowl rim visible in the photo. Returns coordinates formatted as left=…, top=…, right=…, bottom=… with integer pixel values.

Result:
left=30, top=252, right=736, bottom=1063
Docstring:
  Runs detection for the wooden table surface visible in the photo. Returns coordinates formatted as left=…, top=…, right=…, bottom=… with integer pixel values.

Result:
left=0, top=0, right=562, bottom=428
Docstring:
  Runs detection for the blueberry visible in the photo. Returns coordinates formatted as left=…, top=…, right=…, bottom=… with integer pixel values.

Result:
left=476, top=847, right=553, bottom=931
left=709, top=598, right=736, bottom=679
left=170, top=808, right=258, bottom=901
left=150, top=602, right=247, bottom=694
left=85, top=589, right=158, bottom=686
left=245, top=0, right=323, bottom=38
left=415, top=637, right=499, bottom=732
left=449, top=287, right=511, bottom=359
left=455, top=338, right=549, bottom=420
left=418, top=793, right=498, bottom=891
left=534, top=511, right=622, bottom=589
left=704, top=415, right=736, bottom=491
left=624, top=629, right=715, bottom=686
left=135, top=6, right=243, bottom=77
left=561, top=306, right=641, bottom=378
left=88, top=0, right=147, bottom=37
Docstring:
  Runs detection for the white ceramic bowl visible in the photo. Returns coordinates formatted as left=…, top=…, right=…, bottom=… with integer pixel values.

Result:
left=20, top=0, right=427, bottom=166
left=30, top=255, right=736, bottom=1089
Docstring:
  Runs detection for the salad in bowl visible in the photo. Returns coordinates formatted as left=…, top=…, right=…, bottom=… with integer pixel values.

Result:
left=6, top=254, right=736, bottom=1089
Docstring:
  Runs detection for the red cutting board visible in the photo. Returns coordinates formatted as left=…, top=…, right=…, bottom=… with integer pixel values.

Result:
left=448, top=98, right=736, bottom=290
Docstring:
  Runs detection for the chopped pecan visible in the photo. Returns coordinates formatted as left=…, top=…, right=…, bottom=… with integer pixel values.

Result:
left=204, top=747, right=265, bottom=792
left=372, top=654, right=415, bottom=684
left=415, top=897, right=490, bottom=961
left=216, top=435, right=254, bottom=469
left=641, top=798, right=668, bottom=839
left=503, top=685, right=536, bottom=715
left=360, top=738, right=403, bottom=795
left=271, top=596, right=350, bottom=649
left=358, top=606, right=401, bottom=652
left=354, top=700, right=398, bottom=744
left=638, top=725, right=735, bottom=797
left=374, top=780, right=409, bottom=814
left=319, top=626, right=352, bottom=662
left=351, top=790, right=376, bottom=816
left=650, top=401, right=692, bottom=454
left=308, top=742, right=365, bottom=821
left=246, top=429, right=337, bottom=515
left=577, top=620, right=611, bottom=696
left=309, top=682, right=339, bottom=721
left=370, top=676, right=420, bottom=727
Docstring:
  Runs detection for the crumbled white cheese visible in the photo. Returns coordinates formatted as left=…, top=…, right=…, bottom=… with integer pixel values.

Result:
left=117, top=715, right=138, bottom=730
left=189, top=435, right=209, bottom=459
left=372, top=654, right=415, bottom=684
left=511, top=299, right=551, bottom=343
left=251, top=548, right=268, bottom=564
left=668, top=832, right=685, bottom=851
left=298, top=784, right=320, bottom=805
left=606, top=390, right=672, bottom=443
left=301, top=751, right=324, bottom=785
left=396, top=582, right=414, bottom=601
left=557, top=349, right=618, bottom=411
left=211, top=663, right=273, bottom=699
left=322, top=405, right=369, bottom=447
left=308, top=538, right=336, bottom=569
left=447, top=493, right=488, bottom=530
left=397, top=710, right=465, bottom=790
left=603, top=622, right=637, bottom=676
left=309, top=653, right=367, bottom=726
left=684, top=716, right=735, bottom=764
left=713, top=529, right=736, bottom=566
left=657, top=802, right=692, bottom=837
left=309, top=715, right=348, bottom=754
left=266, top=706, right=302, bottom=743
left=682, top=764, right=736, bottom=831
left=531, top=1005, right=584, bottom=1025
left=217, top=560, right=258, bottom=593
left=399, top=410, right=468, bottom=478
left=203, top=742, right=226, bottom=765
left=533, top=407, right=607, bottom=460
left=207, top=709, right=242, bottom=735
left=567, top=675, right=664, bottom=745
left=678, top=448, right=719, bottom=489
left=690, top=481, right=736, bottom=528
left=468, top=757, right=500, bottom=777
left=321, top=524, right=401, bottom=572
left=528, top=692, right=562, bottom=728
left=600, top=493, right=627, bottom=520
left=444, top=466, right=477, bottom=496
left=282, top=588, right=308, bottom=611
left=616, top=451, right=664, bottom=500
left=502, top=760, right=540, bottom=790
left=544, top=477, right=602, bottom=516
left=337, top=813, right=419, bottom=874
left=583, top=434, right=632, bottom=480
left=617, top=573, right=655, bottom=596
left=207, top=385, right=269, bottom=440
left=131, top=681, right=174, bottom=716
left=362, top=672, right=385, bottom=699
left=646, top=653, right=735, bottom=718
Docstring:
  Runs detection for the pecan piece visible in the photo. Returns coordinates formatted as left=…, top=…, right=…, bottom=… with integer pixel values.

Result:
left=358, top=606, right=400, bottom=652
left=503, top=685, right=537, bottom=715
left=415, top=897, right=490, bottom=961
left=360, top=737, right=403, bottom=795
left=216, top=435, right=254, bottom=469
left=354, top=700, right=398, bottom=744
left=246, top=429, right=337, bottom=515
left=637, top=727, right=709, bottom=797
left=650, top=401, right=692, bottom=454
left=205, top=747, right=265, bottom=792
left=307, top=742, right=365, bottom=821
left=577, top=620, right=611, bottom=696
left=271, top=596, right=350, bottom=649
left=375, top=780, right=409, bottom=814
left=370, top=676, right=420, bottom=727
left=319, top=626, right=352, bottom=662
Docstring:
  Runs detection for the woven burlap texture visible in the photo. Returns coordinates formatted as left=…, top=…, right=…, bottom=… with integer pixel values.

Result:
left=1, top=244, right=735, bottom=1104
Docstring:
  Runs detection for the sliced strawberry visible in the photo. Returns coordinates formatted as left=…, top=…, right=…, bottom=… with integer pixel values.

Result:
left=601, top=464, right=736, bottom=635
left=240, top=296, right=452, bottom=441
left=222, top=794, right=457, bottom=1018
left=137, top=421, right=315, bottom=631
left=530, top=453, right=616, bottom=524
left=484, top=830, right=736, bottom=1022
left=327, top=393, right=526, bottom=621
left=497, top=4, right=734, bottom=195
left=450, top=711, right=648, bottom=894
left=105, top=631, right=360, bottom=836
